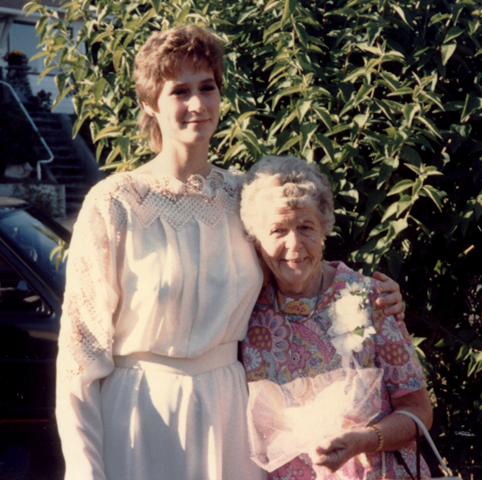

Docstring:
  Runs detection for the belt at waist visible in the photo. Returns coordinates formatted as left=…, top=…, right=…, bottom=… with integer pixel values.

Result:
left=113, top=342, right=238, bottom=376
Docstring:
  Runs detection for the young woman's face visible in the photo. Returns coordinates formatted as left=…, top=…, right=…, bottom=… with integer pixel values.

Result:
left=145, top=59, right=220, bottom=149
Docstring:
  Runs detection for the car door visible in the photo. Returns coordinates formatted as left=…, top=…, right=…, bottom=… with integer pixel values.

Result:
left=0, top=247, right=59, bottom=424
left=0, top=204, right=67, bottom=478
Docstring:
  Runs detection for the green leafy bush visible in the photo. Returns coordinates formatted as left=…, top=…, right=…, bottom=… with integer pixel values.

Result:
left=25, top=0, right=482, bottom=476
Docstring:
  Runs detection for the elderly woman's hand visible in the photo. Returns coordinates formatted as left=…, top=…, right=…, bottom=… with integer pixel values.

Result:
left=372, top=271, right=405, bottom=321
left=312, top=428, right=377, bottom=472
left=313, top=388, right=433, bottom=473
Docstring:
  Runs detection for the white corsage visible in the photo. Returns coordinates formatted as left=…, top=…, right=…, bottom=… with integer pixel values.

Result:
left=328, top=280, right=376, bottom=358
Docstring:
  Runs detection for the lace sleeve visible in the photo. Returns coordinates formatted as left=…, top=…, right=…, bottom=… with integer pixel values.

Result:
left=56, top=183, right=124, bottom=480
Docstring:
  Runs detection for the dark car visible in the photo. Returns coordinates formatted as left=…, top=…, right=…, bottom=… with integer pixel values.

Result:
left=0, top=197, right=70, bottom=479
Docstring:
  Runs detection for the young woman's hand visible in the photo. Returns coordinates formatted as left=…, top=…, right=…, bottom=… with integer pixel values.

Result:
left=372, top=271, right=404, bottom=321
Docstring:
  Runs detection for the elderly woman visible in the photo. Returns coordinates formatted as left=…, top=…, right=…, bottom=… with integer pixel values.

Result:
left=240, top=156, right=432, bottom=480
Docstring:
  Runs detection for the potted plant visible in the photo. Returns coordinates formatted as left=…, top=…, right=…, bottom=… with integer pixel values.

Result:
left=3, top=50, right=28, bottom=66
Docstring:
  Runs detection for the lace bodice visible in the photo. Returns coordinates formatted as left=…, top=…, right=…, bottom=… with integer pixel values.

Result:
left=58, top=167, right=263, bottom=380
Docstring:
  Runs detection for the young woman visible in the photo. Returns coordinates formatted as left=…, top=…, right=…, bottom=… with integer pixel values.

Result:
left=56, top=26, right=403, bottom=480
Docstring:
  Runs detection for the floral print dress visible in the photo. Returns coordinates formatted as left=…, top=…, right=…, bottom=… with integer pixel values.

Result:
left=242, top=261, right=430, bottom=480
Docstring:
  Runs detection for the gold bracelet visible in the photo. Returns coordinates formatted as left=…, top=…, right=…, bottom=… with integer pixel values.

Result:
left=368, top=424, right=384, bottom=452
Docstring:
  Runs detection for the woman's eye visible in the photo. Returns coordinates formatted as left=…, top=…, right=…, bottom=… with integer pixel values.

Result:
left=172, top=89, right=188, bottom=96
left=201, top=85, right=216, bottom=92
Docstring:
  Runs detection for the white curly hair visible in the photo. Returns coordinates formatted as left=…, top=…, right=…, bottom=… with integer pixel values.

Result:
left=240, top=155, right=335, bottom=242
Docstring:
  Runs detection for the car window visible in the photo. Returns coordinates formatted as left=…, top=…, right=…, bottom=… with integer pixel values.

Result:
left=0, top=252, right=52, bottom=315
left=0, top=208, right=67, bottom=293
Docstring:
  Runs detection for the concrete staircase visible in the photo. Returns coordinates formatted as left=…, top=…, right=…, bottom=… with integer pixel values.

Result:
left=27, top=111, right=104, bottom=217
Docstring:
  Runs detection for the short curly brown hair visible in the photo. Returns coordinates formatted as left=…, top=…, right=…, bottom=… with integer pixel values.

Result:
left=134, top=25, right=224, bottom=152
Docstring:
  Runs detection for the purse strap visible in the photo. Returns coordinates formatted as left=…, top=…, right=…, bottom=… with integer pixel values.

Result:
left=392, top=410, right=452, bottom=477
left=392, top=410, right=451, bottom=477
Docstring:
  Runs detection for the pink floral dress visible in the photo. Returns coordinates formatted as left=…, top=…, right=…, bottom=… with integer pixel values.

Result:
left=242, top=261, right=430, bottom=480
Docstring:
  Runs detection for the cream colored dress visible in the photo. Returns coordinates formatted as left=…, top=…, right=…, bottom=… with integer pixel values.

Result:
left=56, top=167, right=265, bottom=480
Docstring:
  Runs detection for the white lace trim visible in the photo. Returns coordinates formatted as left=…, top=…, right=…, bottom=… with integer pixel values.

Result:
left=98, top=168, right=243, bottom=231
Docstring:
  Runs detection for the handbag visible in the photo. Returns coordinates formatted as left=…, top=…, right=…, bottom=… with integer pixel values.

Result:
left=386, top=410, right=460, bottom=480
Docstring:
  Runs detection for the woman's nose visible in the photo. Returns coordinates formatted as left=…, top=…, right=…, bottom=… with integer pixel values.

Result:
left=188, top=93, right=204, bottom=112
left=285, top=230, right=301, bottom=251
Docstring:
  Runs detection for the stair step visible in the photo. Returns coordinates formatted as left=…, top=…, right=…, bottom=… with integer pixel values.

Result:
left=55, top=173, right=85, bottom=181
left=51, top=155, right=78, bottom=162
left=26, top=112, right=100, bottom=217
left=66, top=204, right=83, bottom=216
left=50, top=164, right=83, bottom=172
left=65, top=194, right=89, bottom=205
left=50, top=149, right=75, bottom=157
left=38, top=128, right=67, bottom=137
left=65, top=185, right=90, bottom=192
left=31, top=119, right=62, bottom=129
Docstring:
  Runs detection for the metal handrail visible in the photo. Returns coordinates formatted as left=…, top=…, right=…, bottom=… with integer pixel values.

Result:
left=0, top=80, right=54, bottom=180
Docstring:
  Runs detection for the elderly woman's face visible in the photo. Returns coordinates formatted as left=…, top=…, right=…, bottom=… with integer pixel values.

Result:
left=255, top=196, right=325, bottom=298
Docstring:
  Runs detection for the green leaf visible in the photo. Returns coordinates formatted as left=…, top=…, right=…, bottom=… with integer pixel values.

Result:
left=38, top=66, right=56, bottom=81
left=281, top=0, right=298, bottom=26
left=300, top=123, right=317, bottom=154
left=415, top=116, right=442, bottom=139
left=93, top=77, right=108, bottom=102
left=420, top=91, right=444, bottom=110
left=396, top=195, right=413, bottom=217
left=224, top=141, right=247, bottom=161
left=344, top=66, right=367, bottom=83
left=387, top=218, right=408, bottom=240
left=441, top=43, right=457, bottom=66
left=263, top=21, right=282, bottom=40
left=400, top=146, right=422, bottom=166
left=278, top=134, right=300, bottom=154
left=421, top=185, right=446, bottom=212
left=316, top=133, right=335, bottom=163
left=297, top=100, right=312, bottom=123
left=236, top=111, right=257, bottom=124
left=365, top=189, right=386, bottom=213
left=293, top=22, right=308, bottom=48
left=150, top=0, right=161, bottom=13
left=241, top=129, right=262, bottom=155
left=387, top=87, right=413, bottom=97
left=94, top=125, right=122, bottom=142
left=380, top=72, right=402, bottom=91
left=113, top=48, right=123, bottom=72
left=403, top=104, right=420, bottom=128
left=388, top=179, right=414, bottom=196
left=377, top=157, right=399, bottom=189
left=30, top=51, right=48, bottom=61
left=391, top=5, right=410, bottom=27
left=460, top=94, right=482, bottom=122
left=412, top=177, right=423, bottom=197
left=313, top=106, right=333, bottom=132
left=354, top=83, right=375, bottom=106
left=381, top=202, right=398, bottom=222
left=444, top=26, right=464, bottom=44
left=118, top=136, right=130, bottom=161
left=270, top=85, right=304, bottom=109
left=36, top=14, right=49, bottom=42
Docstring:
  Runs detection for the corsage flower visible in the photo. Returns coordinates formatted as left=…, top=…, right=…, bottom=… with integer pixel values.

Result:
left=328, top=281, right=375, bottom=357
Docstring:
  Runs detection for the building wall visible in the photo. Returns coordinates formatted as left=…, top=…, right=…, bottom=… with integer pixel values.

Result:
left=0, top=0, right=83, bottom=115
